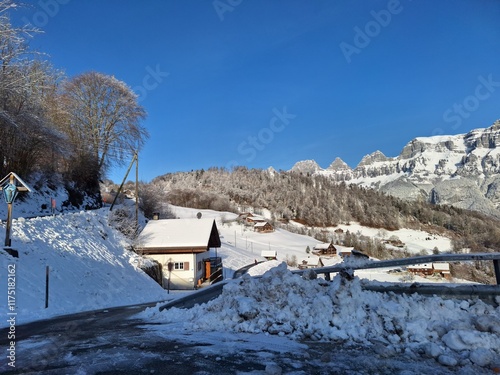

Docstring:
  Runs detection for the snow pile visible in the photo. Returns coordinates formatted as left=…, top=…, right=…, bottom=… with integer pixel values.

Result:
left=247, top=260, right=286, bottom=276
left=142, top=263, right=500, bottom=369
left=0, top=209, right=169, bottom=326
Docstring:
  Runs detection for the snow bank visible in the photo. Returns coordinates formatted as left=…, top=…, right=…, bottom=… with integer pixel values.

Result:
left=0, top=209, right=169, bottom=326
left=141, top=263, right=500, bottom=369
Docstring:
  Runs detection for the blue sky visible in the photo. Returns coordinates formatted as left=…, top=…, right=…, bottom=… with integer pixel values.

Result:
left=13, top=0, right=500, bottom=182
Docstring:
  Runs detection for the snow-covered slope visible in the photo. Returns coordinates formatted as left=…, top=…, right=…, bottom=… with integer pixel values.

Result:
left=291, top=120, right=500, bottom=216
left=0, top=209, right=170, bottom=326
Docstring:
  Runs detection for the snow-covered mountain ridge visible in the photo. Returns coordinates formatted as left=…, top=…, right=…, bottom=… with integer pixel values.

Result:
left=291, top=120, right=500, bottom=217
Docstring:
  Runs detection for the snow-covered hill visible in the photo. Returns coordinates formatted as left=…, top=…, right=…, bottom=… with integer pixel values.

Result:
left=291, top=121, right=500, bottom=217
left=0, top=209, right=170, bottom=326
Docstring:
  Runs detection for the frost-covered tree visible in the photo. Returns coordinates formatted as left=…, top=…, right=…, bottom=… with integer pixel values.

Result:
left=60, top=72, right=148, bottom=178
left=0, top=3, right=65, bottom=178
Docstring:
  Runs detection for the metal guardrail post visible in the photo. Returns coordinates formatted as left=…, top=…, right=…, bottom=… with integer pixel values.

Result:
left=494, top=259, right=500, bottom=286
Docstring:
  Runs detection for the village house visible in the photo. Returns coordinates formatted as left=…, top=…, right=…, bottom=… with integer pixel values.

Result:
left=298, top=256, right=324, bottom=270
left=313, top=242, right=337, bottom=256
left=134, top=218, right=222, bottom=290
left=407, top=262, right=451, bottom=279
left=433, top=262, right=451, bottom=279
left=237, top=212, right=267, bottom=225
left=254, top=221, right=274, bottom=233
left=407, top=263, right=434, bottom=276
left=261, top=250, right=277, bottom=260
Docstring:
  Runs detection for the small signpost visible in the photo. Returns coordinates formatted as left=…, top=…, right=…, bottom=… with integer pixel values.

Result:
left=167, top=261, right=173, bottom=294
left=0, top=172, right=32, bottom=256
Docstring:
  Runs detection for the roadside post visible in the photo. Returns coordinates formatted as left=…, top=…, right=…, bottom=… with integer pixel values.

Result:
left=45, top=266, right=50, bottom=308
left=167, top=261, right=173, bottom=294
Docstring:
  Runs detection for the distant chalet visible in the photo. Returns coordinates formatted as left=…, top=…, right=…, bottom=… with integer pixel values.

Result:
left=408, top=262, right=451, bottom=279
left=313, top=242, right=337, bottom=256
left=238, top=213, right=274, bottom=233
left=254, top=221, right=274, bottom=233
left=134, top=218, right=221, bottom=290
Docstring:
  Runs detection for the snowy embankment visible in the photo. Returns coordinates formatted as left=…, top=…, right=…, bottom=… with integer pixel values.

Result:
left=0, top=209, right=169, bottom=326
left=141, top=263, right=500, bottom=370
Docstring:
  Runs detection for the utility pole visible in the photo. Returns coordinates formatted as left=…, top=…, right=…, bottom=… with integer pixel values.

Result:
left=110, top=152, right=138, bottom=211
left=135, top=151, right=139, bottom=231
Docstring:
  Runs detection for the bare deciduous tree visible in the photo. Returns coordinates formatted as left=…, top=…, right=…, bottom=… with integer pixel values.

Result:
left=60, top=72, right=148, bottom=177
left=0, top=5, right=65, bottom=178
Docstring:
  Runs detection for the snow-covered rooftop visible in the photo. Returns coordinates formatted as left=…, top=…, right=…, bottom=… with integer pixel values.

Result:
left=314, top=243, right=332, bottom=250
left=261, top=250, right=277, bottom=258
left=135, top=218, right=219, bottom=249
left=254, top=222, right=269, bottom=227
left=409, top=263, right=433, bottom=269
left=433, top=262, right=451, bottom=271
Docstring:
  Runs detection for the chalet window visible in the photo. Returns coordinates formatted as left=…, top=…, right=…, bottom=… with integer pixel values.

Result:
left=197, top=261, right=202, bottom=271
left=174, top=262, right=184, bottom=270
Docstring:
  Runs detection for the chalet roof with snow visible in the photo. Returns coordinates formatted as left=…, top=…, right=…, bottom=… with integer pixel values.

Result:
left=408, top=263, right=433, bottom=270
left=254, top=222, right=269, bottom=227
left=433, top=262, right=450, bottom=271
left=244, top=214, right=266, bottom=222
left=261, top=250, right=277, bottom=258
left=298, top=256, right=322, bottom=268
left=336, top=246, right=354, bottom=254
left=134, top=218, right=221, bottom=254
left=314, top=243, right=332, bottom=250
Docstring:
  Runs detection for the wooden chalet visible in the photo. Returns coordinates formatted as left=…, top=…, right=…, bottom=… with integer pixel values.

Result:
left=313, top=242, right=337, bottom=255
left=408, top=262, right=451, bottom=279
left=433, top=262, right=451, bottom=279
left=254, top=221, right=274, bottom=233
left=407, top=263, right=434, bottom=276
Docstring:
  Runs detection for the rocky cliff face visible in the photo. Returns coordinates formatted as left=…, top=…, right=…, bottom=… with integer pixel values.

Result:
left=291, top=120, right=500, bottom=217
